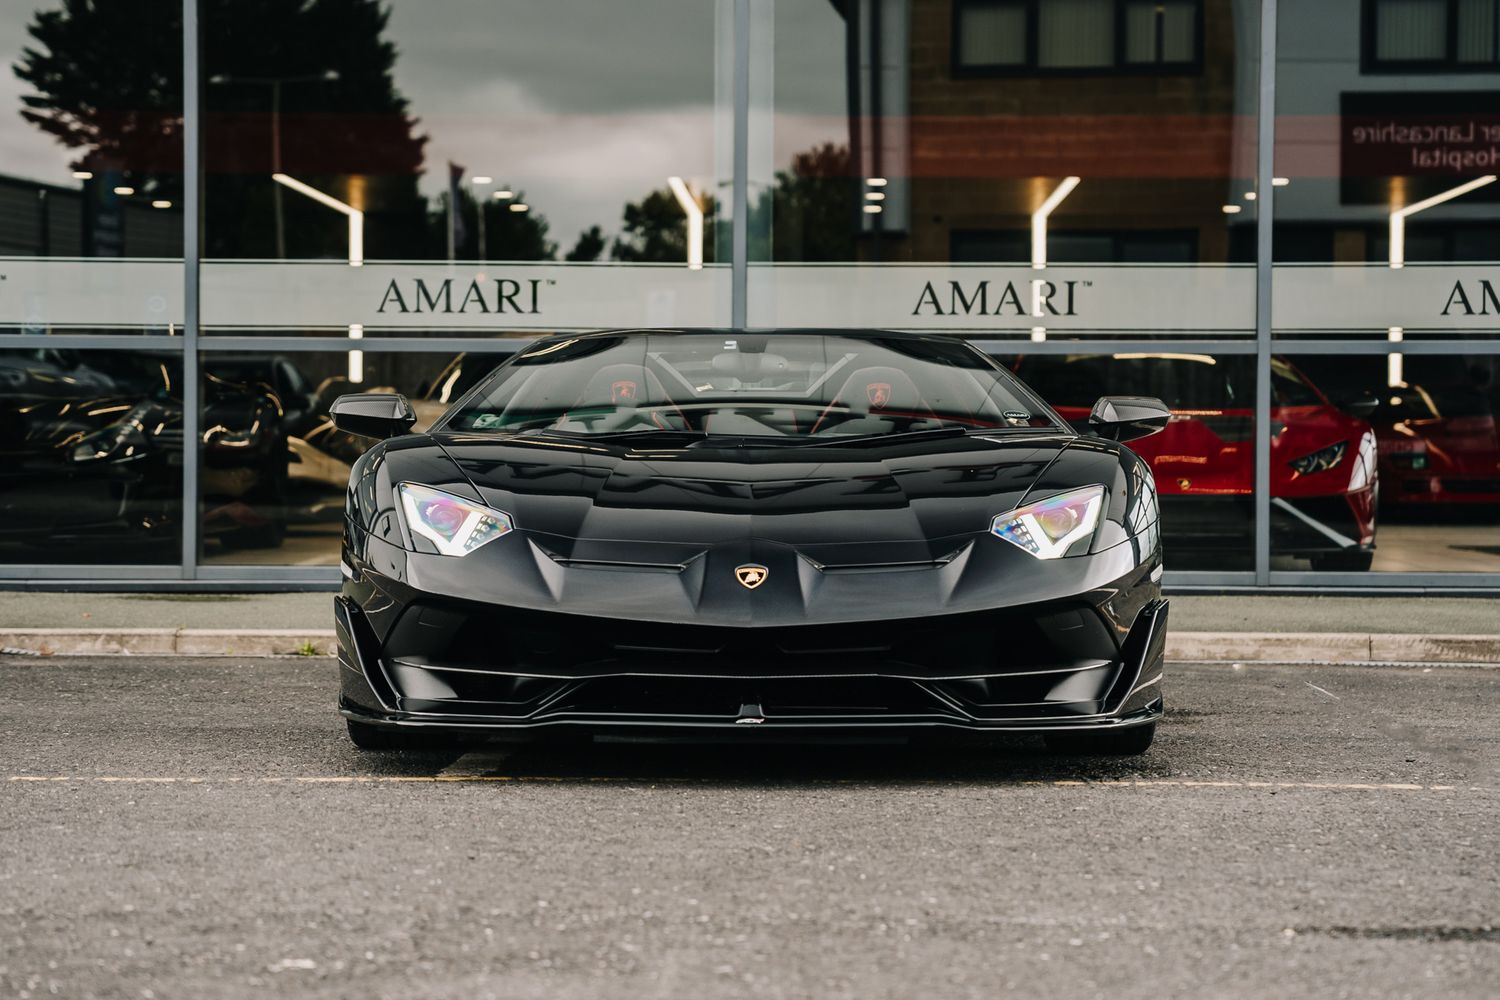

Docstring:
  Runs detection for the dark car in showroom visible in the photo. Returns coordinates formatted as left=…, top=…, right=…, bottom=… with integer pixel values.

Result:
left=0, top=349, right=292, bottom=558
left=1372, top=382, right=1500, bottom=508
left=330, top=330, right=1170, bottom=754
left=1013, top=353, right=1378, bottom=571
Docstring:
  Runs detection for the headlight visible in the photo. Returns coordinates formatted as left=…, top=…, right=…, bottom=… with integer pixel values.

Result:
left=1288, top=441, right=1346, bottom=477
left=398, top=482, right=513, bottom=556
left=990, top=485, right=1105, bottom=559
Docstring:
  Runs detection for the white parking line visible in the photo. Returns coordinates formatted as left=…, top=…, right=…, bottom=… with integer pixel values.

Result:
left=4, top=774, right=1491, bottom=792
left=436, top=749, right=513, bottom=779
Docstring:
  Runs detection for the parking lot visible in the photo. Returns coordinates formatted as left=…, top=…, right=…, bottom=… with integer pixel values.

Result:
left=1, top=654, right=1496, bottom=999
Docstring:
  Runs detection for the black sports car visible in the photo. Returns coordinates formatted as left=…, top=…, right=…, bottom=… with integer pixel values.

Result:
left=331, top=330, right=1171, bottom=754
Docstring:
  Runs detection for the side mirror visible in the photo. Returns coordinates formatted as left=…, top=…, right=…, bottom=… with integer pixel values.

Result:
left=330, top=393, right=417, bottom=439
left=1337, top=393, right=1379, bottom=419
left=1088, top=395, right=1171, bottom=443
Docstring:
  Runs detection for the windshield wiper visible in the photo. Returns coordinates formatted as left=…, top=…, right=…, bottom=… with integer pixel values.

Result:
left=585, top=428, right=710, bottom=443
left=796, top=426, right=974, bottom=448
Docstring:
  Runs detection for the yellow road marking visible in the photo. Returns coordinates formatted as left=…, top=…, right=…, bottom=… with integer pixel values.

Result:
left=4, top=774, right=1491, bottom=791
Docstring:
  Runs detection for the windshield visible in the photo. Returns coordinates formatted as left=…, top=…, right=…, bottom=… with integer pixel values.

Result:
left=440, top=333, right=1062, bottom=439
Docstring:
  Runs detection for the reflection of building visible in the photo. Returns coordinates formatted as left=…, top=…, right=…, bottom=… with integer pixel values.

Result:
left=0, top=173, right=181, bottom=258
left=838, top=0, right=1257, bottom=263
left=1275, top=0, right=1500, bottom=264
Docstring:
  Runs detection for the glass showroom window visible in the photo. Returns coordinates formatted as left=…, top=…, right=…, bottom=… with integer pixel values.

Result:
left=0, top=350, right=185, bottom=567
left=1, top=2, right=185, bottom=573
left=195, top=0, right=727, bottom=569
left=199, top=0, right=727, bottom=339
left=1275, top=0, right=1500, bottom=577
left=757, top=0, right=1259, bottom=573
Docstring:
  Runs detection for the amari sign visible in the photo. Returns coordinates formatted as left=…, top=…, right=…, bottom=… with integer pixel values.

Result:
left=750, top=264, right=1254, bottom=332
left=199, top=261, right=729, bottom=331
left=2, top=259, right=1497, bottom=335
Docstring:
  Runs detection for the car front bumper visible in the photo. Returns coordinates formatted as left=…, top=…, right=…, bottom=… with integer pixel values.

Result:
left=334, top=561, right=1168, bottom=737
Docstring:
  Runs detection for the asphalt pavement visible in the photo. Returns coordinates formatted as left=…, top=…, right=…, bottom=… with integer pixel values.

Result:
left=1, top=655, right=1497, bottom=999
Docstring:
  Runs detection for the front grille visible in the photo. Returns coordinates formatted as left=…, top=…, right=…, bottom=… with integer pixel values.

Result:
left=373, top=597, right=1127, bottom=722
left=382, top=598, right=1118, bottom=681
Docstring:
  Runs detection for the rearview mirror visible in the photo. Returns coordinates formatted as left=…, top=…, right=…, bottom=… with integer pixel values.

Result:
left=330, top=393, right=417, bottom=439
left=1088, top=396, right=1170, bottom=443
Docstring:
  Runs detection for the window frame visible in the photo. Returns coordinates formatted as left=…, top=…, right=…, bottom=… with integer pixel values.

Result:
left=1362, top=0, right=1500, bottom=74
left=950, top=0, right=1206, bottom=78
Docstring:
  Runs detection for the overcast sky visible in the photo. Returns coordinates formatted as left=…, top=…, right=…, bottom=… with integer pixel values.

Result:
left=1, top=0, right=849, bottom=251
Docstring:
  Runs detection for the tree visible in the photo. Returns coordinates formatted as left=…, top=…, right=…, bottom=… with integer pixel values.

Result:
left=611, top=187, right=716, bottom=264
left=565, top=225, right=605, bottom=262
left=759, top=142, right=858, bottom=262
left=15, top=0, right=431, bottom=259
left=15, top=0, right=185, bottom=201
left=429, top=187, right=557, bottom=261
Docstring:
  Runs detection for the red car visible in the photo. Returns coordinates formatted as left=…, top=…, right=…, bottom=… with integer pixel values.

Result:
left=1012, top=353, right=1378, bottom=571
left=1373, top=383, right=1500, bottom=506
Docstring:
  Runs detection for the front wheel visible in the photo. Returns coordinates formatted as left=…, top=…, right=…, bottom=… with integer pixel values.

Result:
left=1044, top=722, right=1156, bottom=756
left=346, top=719, right=442, bottom=751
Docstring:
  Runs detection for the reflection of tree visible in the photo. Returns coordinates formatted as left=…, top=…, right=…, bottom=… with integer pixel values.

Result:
left=201, top=0, right=427, bottom=259
left=432, top=187, right=557, bottom=261
left=15, top=0, right=185, bottom=200
left=565, top=225, right=606, bottom=262
left=600, top=147, right=855, bottom=265
left=15, top=0, right=431, bottom=258
left=753, top=142, right=858, bottom=262
left=611, top=188, right=717, bottom=263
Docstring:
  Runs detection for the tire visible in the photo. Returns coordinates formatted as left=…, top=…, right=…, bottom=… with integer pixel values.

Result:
left=345, top=719, right=442, bottom=751
left=1309, top=549, right=1374, bottom=572
left=1044, top=722, right=1156, bottom=756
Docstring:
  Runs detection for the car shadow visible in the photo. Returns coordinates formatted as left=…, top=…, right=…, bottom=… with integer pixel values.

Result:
left=349, top=732, right=1175, bottom=787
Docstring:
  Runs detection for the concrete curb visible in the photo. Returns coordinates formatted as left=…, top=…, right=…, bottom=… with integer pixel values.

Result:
left=0, top=628, right=333, bottom=658
left=1, top=628, right=1499, bottom=664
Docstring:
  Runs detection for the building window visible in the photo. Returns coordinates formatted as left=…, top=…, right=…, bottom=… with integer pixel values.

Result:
left=953, top=0, right=1203, bottom=75
left=1365, top=0, right=1500, bottom=71
left=1123, top=0, right=1199, bottom=65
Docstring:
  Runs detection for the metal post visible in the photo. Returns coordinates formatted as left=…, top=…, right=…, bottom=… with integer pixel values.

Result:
left=477, top=195, right=487, bottom=261
left=731, top=0, right=750, bottom=329
left=271, top=79, right=286, bottom=258
left=1253, top=0, right=1277, bottom=585
left=181, top=0, right=201, bottom=578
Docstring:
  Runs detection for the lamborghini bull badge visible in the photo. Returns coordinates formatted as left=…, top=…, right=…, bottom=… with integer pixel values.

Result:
left=735, top=564, right=769, bottom=589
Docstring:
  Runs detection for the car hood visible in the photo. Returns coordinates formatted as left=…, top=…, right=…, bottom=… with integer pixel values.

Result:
left=430, top=430, right=1073, bottom=563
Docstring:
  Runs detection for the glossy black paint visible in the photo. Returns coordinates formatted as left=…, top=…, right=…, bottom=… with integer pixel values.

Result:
left=335, top=330, right=1166, bottom=736
left=1088, top=395, right=1172, bottom=442
left=330, top=392, right=417, bottom=440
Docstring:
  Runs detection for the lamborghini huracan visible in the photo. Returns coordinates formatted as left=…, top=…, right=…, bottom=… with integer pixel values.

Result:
left=331, top=330, right=1170, bottom=754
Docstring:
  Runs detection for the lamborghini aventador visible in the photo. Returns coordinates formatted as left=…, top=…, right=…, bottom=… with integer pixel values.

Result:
left=331, top=330, right=1171, bottom=754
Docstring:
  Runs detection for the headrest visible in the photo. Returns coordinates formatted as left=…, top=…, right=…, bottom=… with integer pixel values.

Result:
left=833, top=366, right=924, bottom=415
left=576, top=364, right=664, bottom=407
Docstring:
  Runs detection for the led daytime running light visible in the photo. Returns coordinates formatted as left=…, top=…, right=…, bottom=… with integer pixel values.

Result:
left=398, top=483, right=513, bottom=557
left=1288, top=441, right=1346, bottom=477
left=991, top=485, right=1105, bottom=559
